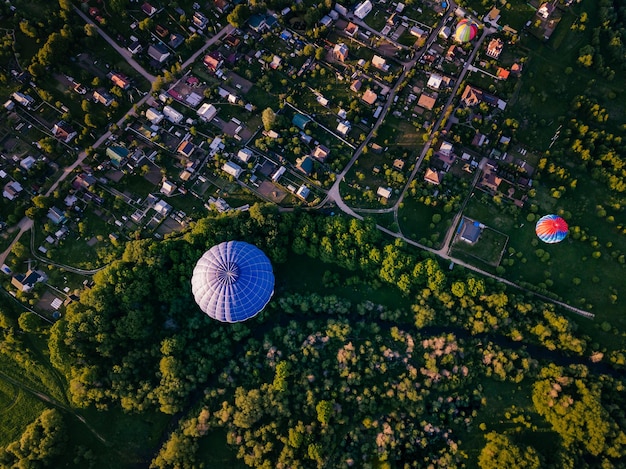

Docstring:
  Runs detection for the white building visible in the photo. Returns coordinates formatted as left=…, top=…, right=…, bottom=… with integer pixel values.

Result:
left=337, top=121, right=351, bottom=136
left=161, top=180, right=177, bottom=196
left=20, top=156, right=36, bottom=171
left=145, top=107, right=164, bottom=124
left=272, top=166, right=286, bottom=182
left=377, top=186, right=392, bottom=199
left=427, top=74, right=443, bottom=90
left=163, top=105, right=183, bottom=124
left=197, top=103, right=217, bottom=122
left=222, top=161, right=243, bottom=178
left=236, top=148, right=253, bottom=163
left=354, top=0, right=372, bottom=19
left=154, top=199, right=173, bottom=216
left=372, top=55, right=390, bottom=72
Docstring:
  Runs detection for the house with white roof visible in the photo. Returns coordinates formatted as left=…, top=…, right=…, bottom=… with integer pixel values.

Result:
left=222, top=161, right=243, bottom=178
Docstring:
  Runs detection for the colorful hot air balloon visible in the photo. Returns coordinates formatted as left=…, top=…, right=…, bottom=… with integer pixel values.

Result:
left=535, top=215, right=568, bottom=244
left=191, top=241, right=274, bottom=323
left=454, top=19, right=478, bottom=43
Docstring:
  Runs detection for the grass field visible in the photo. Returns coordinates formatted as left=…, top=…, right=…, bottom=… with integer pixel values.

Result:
left=450, top=223, right=509, bottom=266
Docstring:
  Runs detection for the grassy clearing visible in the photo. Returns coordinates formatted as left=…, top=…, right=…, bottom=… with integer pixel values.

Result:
left=397, top=197, right=452, bottom=248
left=197, top=429, right=244, bottom=468
left=0, top=385, right=48, bottom=445
left=450, top=225, right=509, bottom=266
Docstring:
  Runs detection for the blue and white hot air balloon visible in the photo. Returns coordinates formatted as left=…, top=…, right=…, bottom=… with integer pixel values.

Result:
left=191, top=241, right=274, bottom=323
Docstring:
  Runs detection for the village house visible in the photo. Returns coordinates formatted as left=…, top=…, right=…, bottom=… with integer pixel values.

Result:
left=479, top=162, right=503, bottom=192
left=128, top=40, right=143, bottom=55
left=106, top=145, right=130, bottom=168
left=203, top=51, right=223, bottom=72
left=148, top=43, right=170, bottom=63
left=350, top=79, right=363, bottom=92
left=333, top=43, right=349, bottom=62
left=237, top=148, right=253, bottom=163
left=345, top=22, right=359, bottom=37
left=142, top=2, right=157, bottom=16
left=377, top=186, right=392, bottom=200
left=296, top=185, right=310, bottom=200
left=11, top=270, right=46, bottom=293
left=427, top=74, right=443, bottom=90
left=312, top=144, right=330, bottom=163
left=47, top=206, right=66, bottom=225
left=52, top=120, right=77, bottom=143
left=372, top=55, right=390, bottom=72
left=337, top=121, right=351, bottom=136
left=496, top=67, right=510, bottom=80
left=146, top=107, right=164, bottom=124
left=417, top=93, right=437, bottom=111
left=169, top=33, right=184, bottom=49
left=20, top=156, right=36, bottom=171
left=486, top=38, right=504, bottom=59
left=197, top=103, right=217, bottom=122
left=537, top=2, right=555, bottom=19
left=3, top=181, right=23, bottom=200
left=111, top=73, right=131, bottom=90
left=177, top=141, right=195, bottom=158
left=424, top=168, right=443, bottom=185
left=296, top=156, right=314, bottom=175
left=460, top=219, right=482, bottom=244
left=362, top=89, right=377, bottom=105
left=161, top=180, right=177, bottom=196
left=93, top=89, right=115, bottom=106
left=222, top=161, right=243, bottom=178
left=354, top=0, right=373, bottom=19
left=72, top=173, right=96, bottom=190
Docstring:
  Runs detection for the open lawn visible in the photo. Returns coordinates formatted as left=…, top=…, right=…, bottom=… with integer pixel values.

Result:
left=462, top=186, right=626, bottom=330
left=450, top=224, right=509, bottom=266
left=510, top=2, right=626, bottom=146
left=398, top=197, right=452, bottom=249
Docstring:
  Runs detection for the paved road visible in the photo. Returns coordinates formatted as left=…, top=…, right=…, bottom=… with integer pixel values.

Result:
left=0, top=19, right=233, bottom=271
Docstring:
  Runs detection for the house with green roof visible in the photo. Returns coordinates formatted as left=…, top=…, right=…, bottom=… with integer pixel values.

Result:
left=292, top=113, right=311, bottom=130
left=106, top=145, right=130, bottom=168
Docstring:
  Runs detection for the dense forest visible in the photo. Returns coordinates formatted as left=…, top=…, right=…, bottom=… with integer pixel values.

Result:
left=18, top=205, right=619, bottom=467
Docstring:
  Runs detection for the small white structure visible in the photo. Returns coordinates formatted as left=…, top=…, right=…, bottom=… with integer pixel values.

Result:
left=3, top=100, right=15, bottom=111
left=20, top=156, right=36, bottom=171
left=237, top=148, right=253, bottom=163
left=271, top=166, right=286, bottom=182
left=427, top=74, right=443, bottom=90
left=377, top=186, right=392, bottom=199
left=439, top=26, right=451, bottom=39
left=197, top=103, right=217, bottom=122
left=154, top=199, right=173, bottom=216
left=163, top=105, right=183, bottom=124
left=161, top=180, right=177, bottom=196
left=222, top=161, right=243, bottom=178
left=354, top=0, right=373, bottom=19
left=146, top=107, right=164, bottom=124
left=337, top=121, right=351, bottom=136
left=372, top=55, right=390, bottom=72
